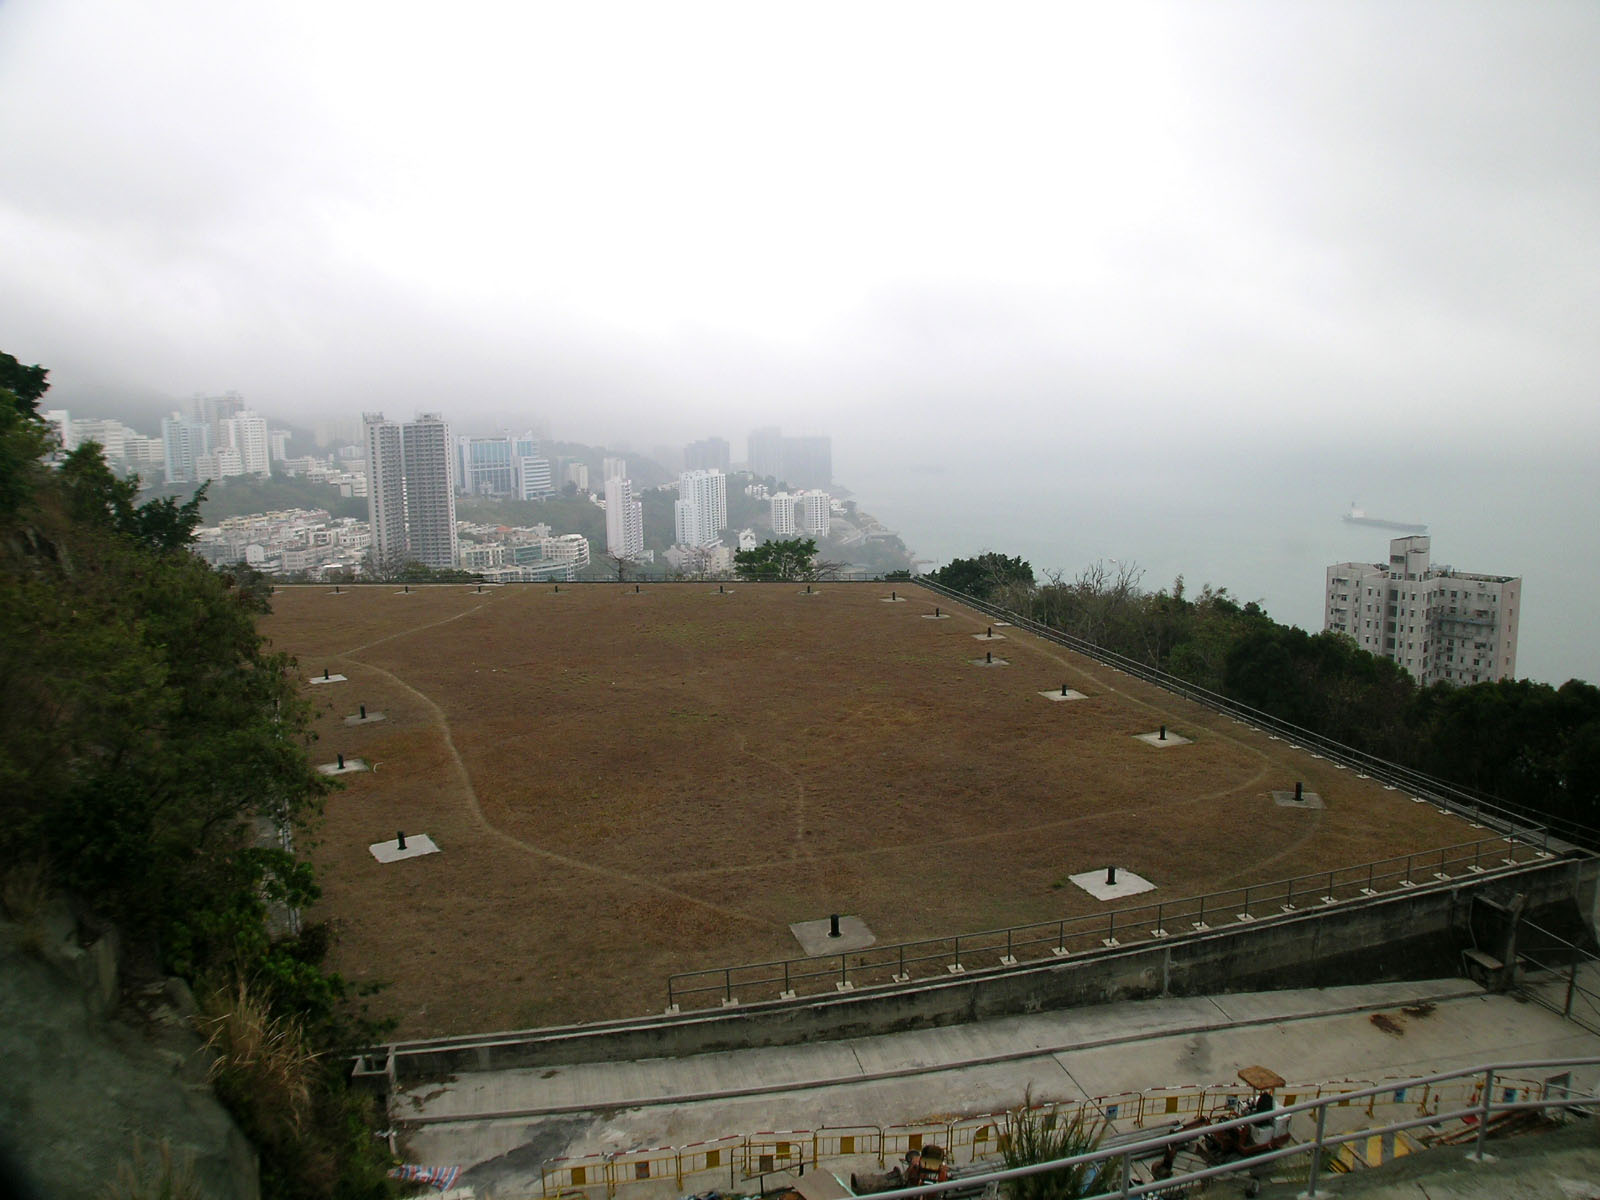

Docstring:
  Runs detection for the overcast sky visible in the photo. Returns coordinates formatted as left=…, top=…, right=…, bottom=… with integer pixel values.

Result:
left=3, top=0, right=1595, bottom=453
left=5, top=1, right=1600, bottom=684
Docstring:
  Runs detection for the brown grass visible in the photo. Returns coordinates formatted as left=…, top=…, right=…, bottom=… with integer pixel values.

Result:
left=199, top=976, right=318, bottom=1144
left=263, top=581, right=1481, bottom=1037
left=101, top=1139, right=203, bottom=1200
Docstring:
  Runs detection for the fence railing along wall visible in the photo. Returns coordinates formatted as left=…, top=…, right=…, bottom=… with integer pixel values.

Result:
left=666, top=834, right=1553, bottom=1010
left=534, top=1059, right=1595, bottom=1200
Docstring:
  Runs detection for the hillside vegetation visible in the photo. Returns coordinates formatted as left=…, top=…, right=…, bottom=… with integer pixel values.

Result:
left=0, top=353, right=394, bottom=1199
left=932, top=554, right=1600, bottom=834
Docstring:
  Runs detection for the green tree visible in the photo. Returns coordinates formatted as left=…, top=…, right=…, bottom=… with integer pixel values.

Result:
left=734, top=536, right=822, bottom=581
left=931, top=552, right=1034, bottom=599
left=0, top=356, right=396, bottom=1198
left=0, top=351, right=48, bottom=418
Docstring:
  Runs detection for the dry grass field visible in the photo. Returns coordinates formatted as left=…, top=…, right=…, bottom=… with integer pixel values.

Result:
left=263, top=581, right=1478, bottom=1038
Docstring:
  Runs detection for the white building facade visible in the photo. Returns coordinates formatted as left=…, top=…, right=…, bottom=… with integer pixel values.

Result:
left=674, top=469, right=727, bottom=548
left=401, top=414, right=458, bottom=570
left=1325, top=536, right=1520, bottom=687
left=363, top=413, right=408, bottom=567
left=604, top=475, right=645, bottom=559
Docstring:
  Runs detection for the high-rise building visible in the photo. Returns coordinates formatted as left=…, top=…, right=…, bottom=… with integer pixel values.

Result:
left=770, top=492, right=796, bottom=536
left=604, top=475, right=644, bottom=559
left=784, top=436, right=832, bottom=489
left=797, top=490, right=831, bottom=536
left=517, top=456, right=554, bottom=499
left=565, top=461, right=590, bottom=490
left=268, top=430, right=291, bottom=462
left=746, top=427, right=832, bottom=488
left=684, top=436, right=731, bottom=473
left=674, top=470, right=728, bottom=548
left=1325, top=536, right=1520, bottom=686
left=162, top=412, right=210, bottom=484
left=603, top=456, right=628, bottom=482
left=402, top=414, right=458, bottom=570
left=747, top=427, right=784, bottom=479
left=41, top=409, right=72, bottom=450
left=364, top=413, right=407, bottom=568
left=458, top=436, right=517, bottom=496
left=221, top=410, right=271, bottom=477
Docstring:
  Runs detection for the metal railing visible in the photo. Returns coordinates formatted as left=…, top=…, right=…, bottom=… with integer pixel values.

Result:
left=533, top=1059, right=1599, bottom=1199
left=666, top=834, right=1555, bottom=1011
left=1519, top=918, right=1600, bottom=1036
left=854, top=1055, right=1600, bottom=1200
left=914, top=578, right=1599, bottom=853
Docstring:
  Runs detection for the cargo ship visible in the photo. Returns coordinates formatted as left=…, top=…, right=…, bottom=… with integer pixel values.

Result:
left=1342, top=503, right=1427, bottom=534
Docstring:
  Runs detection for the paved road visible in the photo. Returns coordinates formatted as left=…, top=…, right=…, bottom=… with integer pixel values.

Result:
left=396, top=977, right=1600, bottom=1198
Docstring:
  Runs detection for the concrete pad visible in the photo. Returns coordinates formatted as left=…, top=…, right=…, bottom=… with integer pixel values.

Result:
left=394, top=589, right=416, bottom=595
left=370, top=834, right=439, bottom=863
left=921, top=613, right=951, bottom=620
left=1271, top=789, right=1325, bottom=810
left=307, top=673, right=347, bottom=685
left=880, top=596, right=907, bottom=603
left=1068, top=868, right=1156, bottom=901
left=1040, top=689, right=1088, bottom=702
left=790, top=916, right=876, bottom=956
left=970, top=656, right=1010, bottom=667
left=972, top=632, right=1007, bottom=641
left=1135, top=730, right=1191, bottom=747
left=343, top=711, right=387, bottom=726
left=796, top=589, right=821, bottom=596
left=317, top=758, right=369, bottom=776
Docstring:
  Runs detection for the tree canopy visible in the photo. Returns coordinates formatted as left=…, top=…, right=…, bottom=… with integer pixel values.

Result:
left=734, top=536, right=822, bottom=581
left=0, top=357, right=394, bottom=1197
left=930, top=552, right=1034, bottom=599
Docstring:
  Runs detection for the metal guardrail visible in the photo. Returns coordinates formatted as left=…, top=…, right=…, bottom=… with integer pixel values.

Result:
left=913, top=578, right=1599, bottom=853
left=853, top=1055, right=1600, bottom=1200
left=531, top=1059, right=1597, bottom=1198
left=1519, top=919, right=1600, bottom=1036
left=666, top=836, right=1556, bottom=1010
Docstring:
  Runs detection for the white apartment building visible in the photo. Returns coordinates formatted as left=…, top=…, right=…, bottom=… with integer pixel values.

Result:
left=797, top=490, right=830, bottom=537
left=1325, top=536, right=1520, bottom=687
left=364, top=413, right=408, bottom=567
left=517, top=456, right=554, bottom=499
left=221, top=410, right=271, bottom=477
left=604, top=475, right=645, bottom=559
left=770, top=492, right=796, bottom=536
left=401, top=414, right=458, bottom=570
left=674, top=469, right=728, bottom=548
left=602, top=456, right=628, bottom=482
left=41, top=409, right=72, bottom=450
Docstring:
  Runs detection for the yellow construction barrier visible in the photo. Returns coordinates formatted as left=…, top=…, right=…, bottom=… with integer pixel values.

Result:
left=814, top=1126, right=882, bottom=1165
left=744, top=1130, right=812, bottom=1178
left=677, top=1135, right=742, bottom=1185
left=610, top=1145, right=680, bottom=1192
left=882, top=1121, right=955, bottom=1161
left=948, top=1113, right=1009, bottom=1163
left=541, top=1153, right=611, bottom=1198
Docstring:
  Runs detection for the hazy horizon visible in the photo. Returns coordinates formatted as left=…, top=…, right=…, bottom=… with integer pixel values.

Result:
left=3, top=1, right=1594, bottom=685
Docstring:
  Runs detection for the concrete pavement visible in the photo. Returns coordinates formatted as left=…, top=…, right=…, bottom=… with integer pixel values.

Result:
left=397, top=978, right=1600, bottom=1199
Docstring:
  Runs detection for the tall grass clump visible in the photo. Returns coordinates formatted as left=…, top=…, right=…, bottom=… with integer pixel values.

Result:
left=1001, top=1088, right=1117, bottom=1200
left=101, top=1139, right=203, bottom=1200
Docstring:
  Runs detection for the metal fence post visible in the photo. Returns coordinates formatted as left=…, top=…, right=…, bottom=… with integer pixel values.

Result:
left=1471, top=1068, right=1496, bottom=1160
left=1304, top=1103, right=1329, bottom=1198
left=724, top=969, right=732, bottom=1005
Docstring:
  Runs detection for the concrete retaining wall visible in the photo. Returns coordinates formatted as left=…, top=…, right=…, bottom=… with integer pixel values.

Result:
left=371, top=855, right=1596, bottom=1085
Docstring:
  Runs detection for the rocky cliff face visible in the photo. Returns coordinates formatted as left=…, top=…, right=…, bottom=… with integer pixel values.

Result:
left=0, top=899, right=259, bottom=1200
